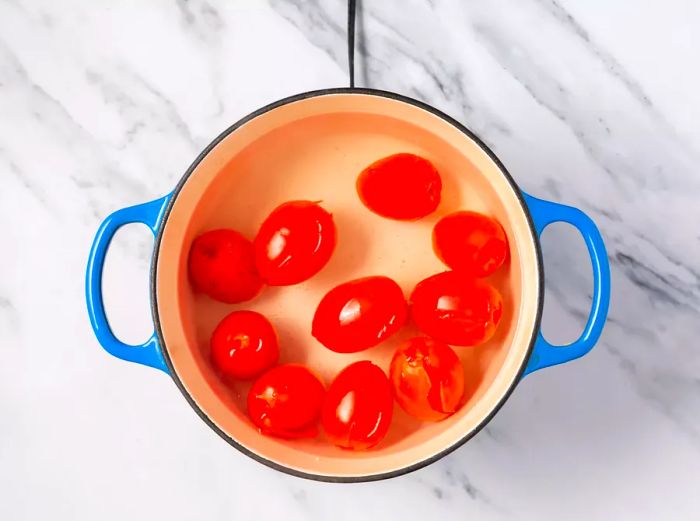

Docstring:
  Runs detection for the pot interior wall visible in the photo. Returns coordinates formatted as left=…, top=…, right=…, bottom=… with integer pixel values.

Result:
left=155, top=92, right=539, bottom=479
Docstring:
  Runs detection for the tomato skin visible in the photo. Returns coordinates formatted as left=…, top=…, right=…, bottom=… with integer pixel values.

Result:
left=247, top=364, right=325, bottom=439
left=433, top=211, right=508, bottom=277
left=312, top=276, right=408, bottom=353
left=390, top=337, right=465, bottom=421
left=188, top=229, right=263, bottom=303
left=357, top=153, right=442, bottom=220
left=410, top=271, right=503, bottom=346
left=254, top=201, right=336, bottom=286
left=322, top=361, right=393, bottom=450
left=210, top=311, right=279, bottom=380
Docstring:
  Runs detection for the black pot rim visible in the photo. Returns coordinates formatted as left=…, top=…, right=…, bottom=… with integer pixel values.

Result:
left=150, top=87, right=544, bottom=483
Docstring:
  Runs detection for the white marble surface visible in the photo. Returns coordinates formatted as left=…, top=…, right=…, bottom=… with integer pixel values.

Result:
left=2, top=0, right=699, bottom=519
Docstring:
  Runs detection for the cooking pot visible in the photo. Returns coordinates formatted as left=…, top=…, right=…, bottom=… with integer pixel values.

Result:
left=86, top=88, right=610, bottom=481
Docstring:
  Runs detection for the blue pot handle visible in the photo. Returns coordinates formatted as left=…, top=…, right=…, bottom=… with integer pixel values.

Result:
left=85, top=195, right=172, bottom=373
left=522, top=193, right=610, bottom=376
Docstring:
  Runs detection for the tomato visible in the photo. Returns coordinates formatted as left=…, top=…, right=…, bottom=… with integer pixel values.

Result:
left=433, top=211, right=508, bottom=277
left=254, top=200, right=336, bottom=286
left=410, top=271, right=503, bottom=346
left=188, top=229, right=263, bottom=303
left=210, top=311, right=279, bottom=380
left=390, top=337, right=465, bottom=421
left=312, top=276, right=408, bottom=353
left=356, top=153, right=441, bottom=220
left=322, top=361, right=393, bottom=450
left=247, top=364, right=325, bottom=439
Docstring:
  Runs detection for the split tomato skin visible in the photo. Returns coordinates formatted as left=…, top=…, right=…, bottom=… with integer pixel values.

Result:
left=247, top=364, right=326, bottom=439
left=390, top=336, right=465, bottom=422
left=322, top=361, right=394, bottom=450
left=410, top=271, right=503, bottom=346
left=312, top=276, right=408, bottom=353
left=210, top=311, right=279, bottom=380
left=254, top=200, right=336, bottom=286
left=356, top=153, right=442, bottom=220
left=433, top=211, right=508, bottom=277
left=188, top=229, right=263, bottom=303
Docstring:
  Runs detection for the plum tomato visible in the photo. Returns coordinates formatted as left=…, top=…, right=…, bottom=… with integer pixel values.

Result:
left=390, top=336, right=465, bottom=421
left=410, top=271, right=503, bottom=346
left=312, top=276, right=408, bottom=353
left=322, top=361, right=393, bottom=450
left=254, top=200, right=336, bottom=286
left=356, top=153, right=442, bottom=220
left=247, top=364, right=325, bottom=439
left=188, top=229, right=263, bottom=303
left=433, top=211, right=508, bottom=277
left=210, top=311, right=279, bottom=380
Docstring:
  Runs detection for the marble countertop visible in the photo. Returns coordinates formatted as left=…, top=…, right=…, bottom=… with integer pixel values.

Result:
left=2, top=0, right=699, bottom=519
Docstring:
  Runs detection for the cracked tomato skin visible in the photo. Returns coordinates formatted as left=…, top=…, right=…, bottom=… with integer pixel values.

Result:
left=247, top=364, right=325, bottom=439
left=254, top=200, right=336, bottom=286
left=433, top=211, right=508, bottom=277
left=410, top=271, right=503, bottom=346
left=356, top=153, right=442, bottom=220
left=390, top=336, right=465, bottom=422
left=322, top=361, right=393, bottom=450
left=210, top=311, right=279, bottom=380
left=188, top=229, right=263, bottom=303
left=312, top=276, right=408, bottom=353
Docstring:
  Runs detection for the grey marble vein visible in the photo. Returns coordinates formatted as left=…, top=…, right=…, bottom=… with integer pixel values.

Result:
left=2, top=1, right=700, bottom=520
left=534, top=0, right=653, bottom=108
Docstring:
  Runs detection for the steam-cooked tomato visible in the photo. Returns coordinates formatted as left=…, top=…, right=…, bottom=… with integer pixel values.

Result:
left=433, top=211, right=508, bottom=277
left=188, top=229, right=263, bottom=303
left=356, top=153, right=441, bottom=220
left=410, top=271, right=503, bottom=346
left=210, top=311, right=279, bottom=380
left=247, top=364, right=325, bottom=439
left=322, top=361, right=393, bottom=450
left=312, top=276, right=407, bottom=353
left=390, top=336, right=465, bottom=421
left=254, top=200, right=336, bottom=286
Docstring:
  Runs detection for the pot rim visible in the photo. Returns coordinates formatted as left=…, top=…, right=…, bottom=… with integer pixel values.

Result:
left=150, top=87, right=544, bottom=483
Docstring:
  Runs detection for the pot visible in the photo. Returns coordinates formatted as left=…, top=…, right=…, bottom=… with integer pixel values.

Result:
left=86, top=88, right=610, bottom=482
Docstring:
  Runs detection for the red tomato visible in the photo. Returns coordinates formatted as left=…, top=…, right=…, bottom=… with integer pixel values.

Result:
left=390, top=337, right=465, bottom=421
left=357, top=153, right=441, bottom=220
left=410, top=271, right=503, bottom=346
left=210, top=311, right=279, bottom=380
left=322, top=361, right=393, bottom=450
left=247, top=364, right=325, bottom=439
left=433, top=211, right=508, bottom=277
left=254, top=201, right=336, bottom=286
left=312, top=276, right=408, bottom=353
left=188, top=229, right=263, bottom=303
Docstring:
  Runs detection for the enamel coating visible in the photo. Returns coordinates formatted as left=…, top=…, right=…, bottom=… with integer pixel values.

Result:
left=522, top=194, right=610, bottom=375
left=85, top=195, right=171, bottom=373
